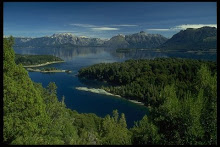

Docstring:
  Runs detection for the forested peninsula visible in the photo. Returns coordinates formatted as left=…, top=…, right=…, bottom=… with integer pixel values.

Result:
left=14, top=54, right=70, bottom=73
left=78, top=58, right=216, bottom=106
left=78, top=57, right=217, bottom=145
left=4, top=37, right=217, bottom=145
left=15, top=54, right=64, bottom=67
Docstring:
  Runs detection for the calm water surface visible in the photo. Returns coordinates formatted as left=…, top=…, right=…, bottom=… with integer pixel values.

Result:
left=14, top=47, right=216, bottom=128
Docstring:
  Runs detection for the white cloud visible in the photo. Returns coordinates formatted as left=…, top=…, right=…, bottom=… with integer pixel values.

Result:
left=147, top=29, right=170, bottom=31
left=91, top=27, right=119, bottom=31
left=55, top=30, right=77, bottom=33
left=70, top=23, right=138, bottom=28
left=110, top=24, right=138, bottom=27
left=172, top=24, right=217, bottom=30
left=70, top=23, right=96, bottom=27
left=147, top=24, right=217, bottom=32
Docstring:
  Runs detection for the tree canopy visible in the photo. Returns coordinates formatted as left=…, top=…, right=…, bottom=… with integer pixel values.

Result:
left=3, top=37, right=217, bottom=145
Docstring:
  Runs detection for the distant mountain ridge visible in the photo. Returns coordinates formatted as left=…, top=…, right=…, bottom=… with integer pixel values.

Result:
left=160, top=27, right=217, bottom=51
left=14, top=33, right=105, bottom=48
left=13, top=31, right=168, bottom=49
left=104, top=31, right=168, bottom=49
left=13, top=27, right=216, bottom=51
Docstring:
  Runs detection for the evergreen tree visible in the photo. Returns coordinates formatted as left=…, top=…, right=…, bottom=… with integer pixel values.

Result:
left=4, top=37, right=49, bottom=144
left=119, top=113, right=127, bottom=128
left=112, top=109, right=119, bottom=123
left=61, top=95, right=66, bottom=107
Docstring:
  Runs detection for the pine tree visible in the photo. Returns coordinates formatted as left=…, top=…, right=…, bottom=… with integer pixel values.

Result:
left=61, top=95, right=66, bottom=107
left=112, top=110, right=119, bottom=123
left=119, top=113, right=127, bottom=128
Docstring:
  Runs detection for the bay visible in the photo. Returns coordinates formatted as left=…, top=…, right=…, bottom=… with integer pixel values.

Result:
left=14, top=46, right=216, bottom=128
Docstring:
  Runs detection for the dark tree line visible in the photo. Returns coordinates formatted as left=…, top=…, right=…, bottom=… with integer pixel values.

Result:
left=78, top=58, right=216, bottom=105
left=15, top=54, right=63, bottom=66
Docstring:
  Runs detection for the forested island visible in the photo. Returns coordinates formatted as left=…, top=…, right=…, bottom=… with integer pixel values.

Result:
left=15, top=54, right=64, bottom=67
left=4, top=37, right=217, bottom=145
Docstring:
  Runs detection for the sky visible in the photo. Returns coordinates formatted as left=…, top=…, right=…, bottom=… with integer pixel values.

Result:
left=3, top=2, right=217, bottom=39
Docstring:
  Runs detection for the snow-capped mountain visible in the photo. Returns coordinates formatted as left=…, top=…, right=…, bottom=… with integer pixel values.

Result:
left=14, top=33, right=105, bottom=47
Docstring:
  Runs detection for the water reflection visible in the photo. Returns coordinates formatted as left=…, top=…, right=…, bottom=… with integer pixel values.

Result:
left=14, top=46, right=216, bottom=62
left=14, top=47, right=107, bottom=61
left=109, top=50, right=168, bottom=59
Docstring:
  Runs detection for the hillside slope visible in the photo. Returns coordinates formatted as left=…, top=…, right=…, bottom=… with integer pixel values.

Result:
left=160, top=27, right=217, bottom=51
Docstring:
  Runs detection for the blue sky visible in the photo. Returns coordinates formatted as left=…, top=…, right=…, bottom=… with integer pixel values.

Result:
left=3, top=2, right=217, bottom=39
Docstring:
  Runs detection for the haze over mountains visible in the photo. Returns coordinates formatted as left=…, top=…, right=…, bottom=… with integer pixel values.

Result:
left=13, top=27, right=216, bottom=51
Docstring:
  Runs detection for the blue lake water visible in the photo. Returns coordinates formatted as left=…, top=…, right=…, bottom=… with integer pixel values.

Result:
left=14, top=47, right=216, bottom=128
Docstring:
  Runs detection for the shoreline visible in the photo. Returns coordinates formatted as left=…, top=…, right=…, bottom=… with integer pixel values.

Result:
left=26, top=68, right=71, bottom=73
left=23, top=61, right=65, bottom=68
left=75, top=87, right=121, bottom=97
left=75, top=87, right=145, bottom=106
left=128, top=100, right=145, bottom=105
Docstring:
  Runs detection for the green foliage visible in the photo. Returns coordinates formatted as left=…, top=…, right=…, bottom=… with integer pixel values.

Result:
left=41, top=67, right=57, bottom=71
left=100, top=111, right=132, bottom=145
left=131, top=116, right=161, bottom=145
left=119, top=113, right=127, bottom=128
left=15, top=54, right=63, bottom=66
left=197, top=65, right=217, bottom=145
left=78, top=58, right=216, bottom=106
left=79, top=57, right=216, bottom=145
left=4, top=37, right=49, bottom=144
left=131, top=65, right=216, bottom=145
left=4, top=37, right=216, bottom=145
left=112, top=109, right=119, bottom=123
left=4, top=37, right=98, bottom=145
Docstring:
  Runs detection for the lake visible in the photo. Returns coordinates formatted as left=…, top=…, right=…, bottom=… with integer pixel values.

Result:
left=14, top=47, right=216, bottom=128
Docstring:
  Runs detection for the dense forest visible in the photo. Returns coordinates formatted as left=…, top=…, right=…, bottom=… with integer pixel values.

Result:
left=78, top=58, right=216, bottom=105
left=4, top=37, right=217, bottom=145
left=15, top=54, right=63, bottom=66
left=78, top=57, right=217, bottom=145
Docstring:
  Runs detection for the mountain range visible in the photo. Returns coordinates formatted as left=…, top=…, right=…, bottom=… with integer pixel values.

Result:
left=13, top=27, right=216, bottom=51
left=104, top=31, right=168, bottom=49
left=14, top=33, right=105, bottom=48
